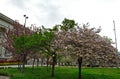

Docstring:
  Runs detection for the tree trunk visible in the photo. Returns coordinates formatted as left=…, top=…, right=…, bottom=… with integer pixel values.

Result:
left=41, top=58, right=43, bottom=66
left=32, top=57, right=35, bottom=69
left=18, top=54, right=22, bottom=72
left=78, top=57, right=82, bottom=79
left=51, top=53, right=56, bottom=77
left=21, top=53, right=27, bottom=73
left=18, top=59, right=22, bottom=71
left=46, top=56, right=49, bottom=71
left=36, top=58, right=39, bottom=68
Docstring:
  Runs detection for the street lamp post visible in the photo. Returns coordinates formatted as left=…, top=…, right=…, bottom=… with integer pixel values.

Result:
left=21, top=15, right=28, bottom=72
left=23, top=15, right=28, bottom=27
left=23, top=15, right=28, bottom=34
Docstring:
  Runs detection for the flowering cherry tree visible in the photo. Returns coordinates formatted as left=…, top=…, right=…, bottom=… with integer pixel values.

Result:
left=2, top=21, right=33, bottom=72
left=55, top=23, right=118, bottom=79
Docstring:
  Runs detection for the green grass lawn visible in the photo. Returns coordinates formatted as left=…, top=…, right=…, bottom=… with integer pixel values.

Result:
left=0, top=66, right=120, bottom=79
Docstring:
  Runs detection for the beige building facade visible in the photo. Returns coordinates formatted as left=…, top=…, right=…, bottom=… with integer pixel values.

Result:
left=0, top=13, right=14, bottom=58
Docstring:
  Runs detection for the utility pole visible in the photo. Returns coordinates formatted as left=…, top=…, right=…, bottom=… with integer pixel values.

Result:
left=113, top=20, right=118, bottom=52
left=113, top=20, right=119, bottom=68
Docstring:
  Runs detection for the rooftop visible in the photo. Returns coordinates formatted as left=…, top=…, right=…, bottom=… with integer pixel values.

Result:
left=0, top=13, right=14, bottom=25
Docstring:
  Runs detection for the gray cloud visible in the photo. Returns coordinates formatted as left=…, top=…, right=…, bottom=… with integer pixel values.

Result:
left=8, top=0, right=29, bottom=9
left=35, top=0, right=64, bottom=27
left=8, top=0, right=65, bottom=27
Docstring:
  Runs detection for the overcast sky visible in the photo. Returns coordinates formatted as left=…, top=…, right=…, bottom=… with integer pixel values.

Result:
left=0, top=0, right=120, bottom=51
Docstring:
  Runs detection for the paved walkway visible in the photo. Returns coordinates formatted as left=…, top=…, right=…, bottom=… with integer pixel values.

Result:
left=0, top=76, right=10, bottom=79
left=0, top=65, right=33, bottom=68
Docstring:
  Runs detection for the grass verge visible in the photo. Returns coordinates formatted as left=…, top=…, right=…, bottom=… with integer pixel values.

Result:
left=0, top=66, right=120, bottom=79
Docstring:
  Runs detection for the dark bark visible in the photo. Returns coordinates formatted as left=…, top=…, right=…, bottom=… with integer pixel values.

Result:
left=36, top=58, right=39, bottom=68
left=21, top=53, right=27, bottom=73
left=46, top=56, right=49, bottom=71
left=32, top=57, right=35, bottom=69
left=78, top=57, right=82, bottom=79
left=17, top=54, right=22, bottom=72
left=51, top=53, right=56, bottom=77
left=41, top=58, right=44, bottom=66
left=18, top=59, right=21, bottom=71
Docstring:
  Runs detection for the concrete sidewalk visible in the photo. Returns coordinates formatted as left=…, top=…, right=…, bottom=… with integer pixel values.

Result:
left=0, top=76, right=10, bottom=79
left=0, top=65, right=33, bottom=68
